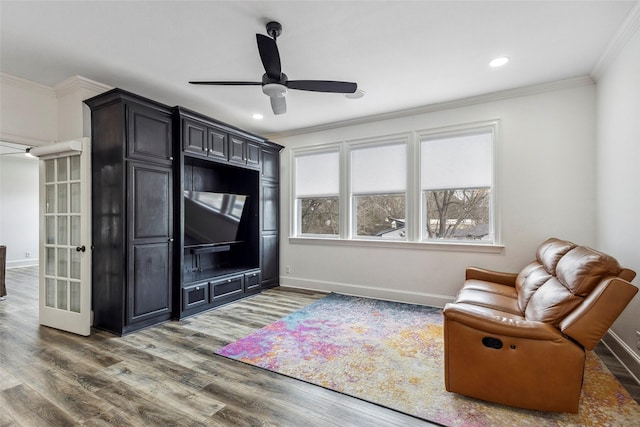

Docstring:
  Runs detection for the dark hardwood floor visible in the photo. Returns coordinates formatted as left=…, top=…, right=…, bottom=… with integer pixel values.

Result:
left=0, top=267, right=436, bottom=426
left=1, top=267, right=638, bottom=426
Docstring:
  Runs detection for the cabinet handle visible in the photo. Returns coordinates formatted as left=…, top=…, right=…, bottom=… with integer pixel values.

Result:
left=169, top=156, right=174, bottom=161
left=227, top=279, right=231, bottom=283
left=169, top=238, right=174, bottom=242
left=196, top=286, right=200, bottom=290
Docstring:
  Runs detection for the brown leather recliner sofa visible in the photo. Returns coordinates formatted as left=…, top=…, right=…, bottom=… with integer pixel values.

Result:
left=443, top=237, right=638, bottom=413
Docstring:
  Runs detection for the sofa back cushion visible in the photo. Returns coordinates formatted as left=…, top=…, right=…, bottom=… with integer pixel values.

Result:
left=556, top=246, right=622, bottom=296
left=536, top=238, right=576, bottom=275
left=520, top=238, right=625, bottom=325
left=515, top=263, right=551, bottom=312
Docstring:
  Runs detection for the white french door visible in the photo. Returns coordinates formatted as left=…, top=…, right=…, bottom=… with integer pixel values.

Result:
left=34, top=138, right=91, bottom=336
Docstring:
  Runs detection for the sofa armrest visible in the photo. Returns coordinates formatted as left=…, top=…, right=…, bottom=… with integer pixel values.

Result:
left=443, top=302, right=564, bottom=341
left=465, top=267, right=518, bottom=287
left=560, top=277, right=638, bottom=350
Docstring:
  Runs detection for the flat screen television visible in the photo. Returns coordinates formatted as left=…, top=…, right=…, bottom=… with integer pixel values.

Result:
left=183, top=191, right=248, bottom=247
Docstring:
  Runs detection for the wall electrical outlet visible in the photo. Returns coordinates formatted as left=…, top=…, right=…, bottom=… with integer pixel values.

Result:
left=25, top=251, right=31, bottom=258
left=285, top=265, right=291, bottom=274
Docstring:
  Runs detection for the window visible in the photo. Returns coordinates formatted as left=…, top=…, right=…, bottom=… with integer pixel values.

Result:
left=351, top=142, right=407, bottom=239
left=294, top=150, right=340, bottom=236
left=421, top=131, right=493, bottom=242
left=291, top=121, right=497, bottom=246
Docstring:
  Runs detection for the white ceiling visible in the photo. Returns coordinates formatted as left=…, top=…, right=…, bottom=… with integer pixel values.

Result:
left=1, top=1, right=636, bottom=137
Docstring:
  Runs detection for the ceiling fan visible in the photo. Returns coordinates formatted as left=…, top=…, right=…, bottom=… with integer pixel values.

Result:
left=189, top=21, right=358, bottom=115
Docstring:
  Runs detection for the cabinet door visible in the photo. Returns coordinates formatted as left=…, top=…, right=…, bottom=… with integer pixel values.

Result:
left=246, top=142, right=261, bottom=167
left=210, top=275, right=244, bottom=301
left=208, top=128, right=228, bottom=160
left=261, top=148, right=279, bottom=182
left=261, top=234, right=279, bottom=288
left=182, top=118, right=208, bottom=156
left=128, top=162, right=173, bottom=243
left=127, top=162, right=173, bottom=324
left=128, top=242, right=172, bottom=323
left=262, top=182, right=278, bottom=233
left=127, top=103, right=173, bottom=165
left=230, top=136, right=261, bottom=167
left=229, top=136, right=245, bottom=165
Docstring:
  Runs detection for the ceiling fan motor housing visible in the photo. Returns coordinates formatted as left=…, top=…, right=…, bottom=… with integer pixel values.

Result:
left=266, top=21, right=282, bottom=39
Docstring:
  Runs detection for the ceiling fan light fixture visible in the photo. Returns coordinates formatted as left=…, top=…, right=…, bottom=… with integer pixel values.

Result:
left=262, top=83, right=287, bottom=98
left=489, top=56, right=510, bottom=67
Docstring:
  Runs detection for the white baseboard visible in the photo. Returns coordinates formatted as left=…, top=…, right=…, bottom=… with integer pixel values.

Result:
left=279, top=276, right=454, bottom=308
left=6, top=260, right=38, bottom=269
left=601, top=330, right=640, bottom=384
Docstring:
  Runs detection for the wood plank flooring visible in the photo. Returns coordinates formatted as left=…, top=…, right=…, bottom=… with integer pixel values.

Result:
left=1, top=266, right=638, bottom=426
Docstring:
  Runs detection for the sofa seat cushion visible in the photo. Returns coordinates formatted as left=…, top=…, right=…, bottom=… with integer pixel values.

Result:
left=462, top=279, right=518, bottom=298
left=454, top=288, right=522, bottom=316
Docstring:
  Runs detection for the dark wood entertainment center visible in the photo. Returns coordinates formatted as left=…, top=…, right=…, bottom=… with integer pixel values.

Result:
left=85, top=88, right=282, bottom=335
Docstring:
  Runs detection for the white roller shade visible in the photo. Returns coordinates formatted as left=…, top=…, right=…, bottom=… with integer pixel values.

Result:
left=295, top=150, right=340, bottom=197
left=421, top=132, right=492, bottom=189
left=351, top=143, right=406, bottom=194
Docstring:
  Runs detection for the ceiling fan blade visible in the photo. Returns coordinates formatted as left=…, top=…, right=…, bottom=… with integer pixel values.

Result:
left=189, top=81, right=262, bottom=85
left=286, top=80, right=357, bottom=93
left=269, top=95, right=287, bottom=115
left=256, top=34, right=281, bottom=80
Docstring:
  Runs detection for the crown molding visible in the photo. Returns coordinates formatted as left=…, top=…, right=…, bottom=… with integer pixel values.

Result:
left=0, top=72, right=56, bottom=98
left=265, top=76, right=594, bottom=140
left=0, top=131, right=52, bottom=147
left=591, top=1, right=640, bottom=81
left=54, top=75, right=112, bottom=97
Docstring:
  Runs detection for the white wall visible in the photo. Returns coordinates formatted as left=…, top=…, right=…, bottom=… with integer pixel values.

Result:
left=275, top=82, right=597, bottom=306
left=0, top=73, right=58, bottom=145
left=596, top=21, right=640, bottom=359
left=0, top=73, right=109, bottom=269
left=0, top=155, right=39, bottom=267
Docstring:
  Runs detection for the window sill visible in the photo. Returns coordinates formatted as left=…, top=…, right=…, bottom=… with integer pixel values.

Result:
left=288, top=237, right=505, bottom=253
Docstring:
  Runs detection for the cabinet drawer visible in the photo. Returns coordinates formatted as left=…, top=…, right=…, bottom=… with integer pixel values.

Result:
left=244, top=271, right=261, bottom=292
left=210, top=275, right=243, bottom=300
left=183, top=284, right=209, bottom=310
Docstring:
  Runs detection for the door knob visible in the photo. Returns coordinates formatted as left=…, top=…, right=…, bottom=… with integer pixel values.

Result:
left=76, top=245, right=86, bottom=252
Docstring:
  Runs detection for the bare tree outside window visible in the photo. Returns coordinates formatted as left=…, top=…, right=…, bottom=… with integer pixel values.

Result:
left=355, top=194, right=405, bottom=237
left=425, top=187, right=490, bottom=240
left=300, top=197, right=339, bottom=235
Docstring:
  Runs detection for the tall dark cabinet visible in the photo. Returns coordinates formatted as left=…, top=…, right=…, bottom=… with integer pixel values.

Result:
left=85, top=89, right=282, bottom=335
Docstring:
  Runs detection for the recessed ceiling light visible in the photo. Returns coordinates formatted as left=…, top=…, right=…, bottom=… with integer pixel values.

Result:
left=489, top=56, right=510, bottom=68
left=252, top=113, right=264, bottom=120
left=345, top=89, right=365, bottom=99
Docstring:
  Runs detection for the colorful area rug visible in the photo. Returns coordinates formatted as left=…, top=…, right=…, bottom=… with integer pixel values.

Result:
left=216, top=293, right=640, bottom=426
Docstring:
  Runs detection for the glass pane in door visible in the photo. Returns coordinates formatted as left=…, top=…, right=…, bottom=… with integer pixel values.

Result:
left=70, top=156, right=80, bottom=180
left=46, top=217, right=55, bottom=244
left=45, top=159, right=55, bottom=183
left=57, top=157, right=68, bottom=181
left=70, top=282, right=81, bottom=313
left=70, top=216, right=80, bottom=246
left=45, top=278, right=56, bottom=308
left=57, top=279, right=68, bottom=310
left=57, top=184, right=68, bottom=213
left=70, top=183, right=80, bottom=213
left=46, top=185, right=55, bottom=213
left=57, top=216, right=68, bottom=245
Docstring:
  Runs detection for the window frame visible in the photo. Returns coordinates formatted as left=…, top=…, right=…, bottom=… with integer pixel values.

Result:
left=348, top=137, right=409, bottom=241
left=289, top=120, right=501, bottom=251
left=418, top=124, right=497, bottom=244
